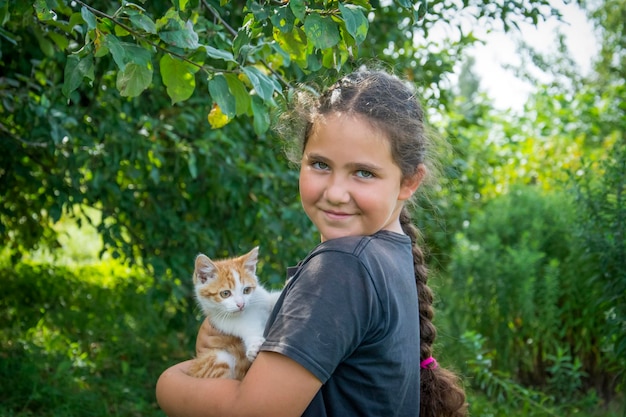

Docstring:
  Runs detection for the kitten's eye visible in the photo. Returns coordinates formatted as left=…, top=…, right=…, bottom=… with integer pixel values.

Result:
left=220, top=290, right=231, bottom=298
left=243, top=287, right=253, bottom=295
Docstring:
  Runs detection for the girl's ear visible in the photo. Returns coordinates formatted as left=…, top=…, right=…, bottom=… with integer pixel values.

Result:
left=398, top=165, right=426, bottom=201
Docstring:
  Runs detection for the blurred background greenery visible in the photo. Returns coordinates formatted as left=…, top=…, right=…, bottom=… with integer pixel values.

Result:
left=1, top=0, right=624, bottom=416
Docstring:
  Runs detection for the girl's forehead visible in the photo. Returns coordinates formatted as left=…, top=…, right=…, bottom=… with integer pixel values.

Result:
left=305, top=113, right=398, bottom=165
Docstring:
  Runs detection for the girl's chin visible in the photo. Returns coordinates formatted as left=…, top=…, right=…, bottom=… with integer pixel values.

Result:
left=319, top=229, right=362, bottom=242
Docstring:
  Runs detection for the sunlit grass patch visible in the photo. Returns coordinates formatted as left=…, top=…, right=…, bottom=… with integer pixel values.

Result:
left=0, top=249, right=193, bottom=417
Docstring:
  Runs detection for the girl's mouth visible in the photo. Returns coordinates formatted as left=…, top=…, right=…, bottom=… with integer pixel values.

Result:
left=322, top=209, right=352, bottom=220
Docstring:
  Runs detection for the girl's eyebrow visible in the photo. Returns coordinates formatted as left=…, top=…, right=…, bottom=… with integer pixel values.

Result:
left=304, top=152, right=328, bottom=163
left=347, top=162, right=383, bottom=173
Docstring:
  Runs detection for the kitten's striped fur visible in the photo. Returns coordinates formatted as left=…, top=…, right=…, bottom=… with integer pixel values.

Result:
left=188, top=247, right=280, bottom=380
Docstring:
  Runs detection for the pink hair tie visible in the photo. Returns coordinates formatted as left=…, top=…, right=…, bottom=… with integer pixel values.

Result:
left=420, top=357, right=438, bottom=369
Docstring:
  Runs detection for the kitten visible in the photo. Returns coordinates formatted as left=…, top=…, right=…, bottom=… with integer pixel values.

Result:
left=187, top=247, right=281, bottom=380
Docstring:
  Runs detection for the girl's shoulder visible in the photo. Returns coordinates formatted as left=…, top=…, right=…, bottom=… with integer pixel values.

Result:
left=306, top=230, right=411, bottom=264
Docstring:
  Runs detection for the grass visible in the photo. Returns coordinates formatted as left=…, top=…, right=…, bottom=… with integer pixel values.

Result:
left=0, top=256, right=197, bottom=417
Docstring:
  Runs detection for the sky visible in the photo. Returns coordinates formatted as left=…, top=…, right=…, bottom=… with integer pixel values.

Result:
left=461, top=1, right=599, bottom=110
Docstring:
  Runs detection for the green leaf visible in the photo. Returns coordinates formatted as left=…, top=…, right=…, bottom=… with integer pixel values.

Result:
left=187, top=150, right=197, bottom=179
left=0, top=1, right=9, bottom=26
left=62, top=55, right=95, bottom=98
left=69, top=11, right=85, bottom=29
left=177, top=0, right=190, bottom=12
left=321, top=47, right=348, bottom=71
left=94, top=43, right=109, bottom=58
left=155, top=9, right=180, bottom=30
left=204, top=45, right=236, bottom=62
left=289, top=0, right=306, bottom=20
left=270, top=6, right=294, bottom=34
left=338, top=4, right=369, bottom=45
left=105, top=34, right=127, bottom=70
left=160, top=54, right=198, bottom=104
left=306, top=52, right=322, bottom=71
left=97, top=17, right=115, bottom=32
left=273, top=29, right=307, bottom=67
left=225, top=73, right=251, bottom=116
left=49, top=203, right=62, bottom=223
left=251, top=96, right=270, bottom=135
left=248, top=2, right=269, bottom=21
left=113, top=24, right=128, bottom=36
left=0, top=26, right=17, bottom=45
left=271, top=42, right=291, bottom=66
left=303, top=13, right=340, bottom=50
left=116, top=62, right=152, bottom=97
left=130, top=14, right=157, bottom=34
left=242, top=67, right=276, bottom=102
left=418, top=0, right=428, bottom=19
left=48, top=31, right=69, bottom=51
left=123, top=43, right=152, bottom=66
left=81, top=6, right=97, bottom=30
left=159, top=19, right=199, bottom=49
left=208, top=74, right=236, bottom=118
left=33, top=0, right=56, bottom=21
left=233, top=26, right=251, bottom=60
left=33, top=26, right=54, bottom=57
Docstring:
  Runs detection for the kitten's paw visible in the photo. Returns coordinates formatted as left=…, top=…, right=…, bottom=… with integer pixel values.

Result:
left=245, top=337, right=265, bottom=361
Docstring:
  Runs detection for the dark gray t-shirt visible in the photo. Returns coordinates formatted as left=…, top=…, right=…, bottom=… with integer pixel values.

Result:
left=261, top=230, right=421, bottom=417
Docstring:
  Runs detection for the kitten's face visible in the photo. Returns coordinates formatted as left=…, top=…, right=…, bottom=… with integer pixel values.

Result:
left=193, top=247, right=259, bottom=315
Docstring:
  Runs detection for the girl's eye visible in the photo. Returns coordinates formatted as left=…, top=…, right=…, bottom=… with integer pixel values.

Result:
left=220, top=290, right=231, bottom=298
left=243, top=287, right=253, bottom=295
left=356, top=170, right=374, bottom=179
left=311, top=161, right=329, bottom=170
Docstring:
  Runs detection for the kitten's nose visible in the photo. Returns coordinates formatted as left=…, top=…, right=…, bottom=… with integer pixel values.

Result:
left=236, top=300, right=245, bottom=310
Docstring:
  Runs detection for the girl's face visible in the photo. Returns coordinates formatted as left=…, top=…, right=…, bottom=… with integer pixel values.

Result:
left=299, top=113, right=421, bottom=242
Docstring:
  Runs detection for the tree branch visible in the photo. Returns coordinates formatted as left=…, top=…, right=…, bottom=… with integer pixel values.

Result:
left=200, top=0, right=292, bottom=89
left=74, top=0, right=214, bottom=74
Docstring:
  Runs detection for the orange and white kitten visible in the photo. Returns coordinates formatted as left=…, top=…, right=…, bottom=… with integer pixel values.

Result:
left=188, top=247, right=281, bottom=380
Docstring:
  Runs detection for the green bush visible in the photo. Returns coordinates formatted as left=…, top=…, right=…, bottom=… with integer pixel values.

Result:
left=0, top=258, right=196, bottom=417
left=571, top=138, right=626, bottom=379
left=443, top=185, right=620, bottom=409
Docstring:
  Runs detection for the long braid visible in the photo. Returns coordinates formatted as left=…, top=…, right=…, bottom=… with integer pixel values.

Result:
left=399, top=208, right=435, bottom=357
left=400, top=207, right=467, bottom=417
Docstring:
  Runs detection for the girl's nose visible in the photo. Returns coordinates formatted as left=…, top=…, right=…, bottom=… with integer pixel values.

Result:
left=324, top=176, right=350, bottom=205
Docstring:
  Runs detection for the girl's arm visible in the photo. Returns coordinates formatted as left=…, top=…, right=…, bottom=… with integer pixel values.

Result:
left=156, top=350, right=322, bottom=417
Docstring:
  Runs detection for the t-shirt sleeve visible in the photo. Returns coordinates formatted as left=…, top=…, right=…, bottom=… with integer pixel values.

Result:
left=261, top=250, right=382, bottom=383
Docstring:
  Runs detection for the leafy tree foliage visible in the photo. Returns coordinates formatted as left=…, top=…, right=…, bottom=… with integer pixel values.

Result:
left=0, top=0, right=560, bottom=284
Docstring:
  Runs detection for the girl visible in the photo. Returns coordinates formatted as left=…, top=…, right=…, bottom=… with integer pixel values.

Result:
left=156, top=69, right=467, bottom=417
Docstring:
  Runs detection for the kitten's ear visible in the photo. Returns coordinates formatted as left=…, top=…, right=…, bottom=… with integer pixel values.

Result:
left=243, top=246, right=259, bottom=276
left=194, top=254, right=217, bottom=284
